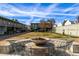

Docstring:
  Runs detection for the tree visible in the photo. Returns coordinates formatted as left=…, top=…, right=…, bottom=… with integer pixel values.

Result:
left=40, top=18, right=46, bottom=23
left=12, top=19, right=19, bottom=22
left=46, top=18, right=56, bottom=32
left=62, top=20, right=67, bottom=26
left=76, top=15, right=79, bottom=23
left=47, top=18, right=55, bottom=24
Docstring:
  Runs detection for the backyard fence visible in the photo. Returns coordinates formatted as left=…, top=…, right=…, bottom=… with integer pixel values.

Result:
left=55, top=23, right=79, bottom=37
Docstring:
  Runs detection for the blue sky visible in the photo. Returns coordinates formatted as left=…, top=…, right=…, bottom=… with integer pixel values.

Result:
left=0, top=3, right=79, bottom=25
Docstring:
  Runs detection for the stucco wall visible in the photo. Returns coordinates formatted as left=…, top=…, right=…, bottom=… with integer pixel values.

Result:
left=55, top=24, right=79, bottom=37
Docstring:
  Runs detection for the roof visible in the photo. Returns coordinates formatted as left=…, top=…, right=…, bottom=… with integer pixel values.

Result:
left=0, top=16, right=26, bottom=26
left=0, top=16, right=17, bottom=23
left=70, top=21, right=75, bottom=24
left=62, top=20, right=75, bottom=26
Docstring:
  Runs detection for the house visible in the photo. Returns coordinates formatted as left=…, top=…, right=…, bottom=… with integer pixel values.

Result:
left=30, top=21, right=54, bottom=32
left=31, top=23, right=39, bottom=32
left=0, top=16, right=27, bottom=35
left=62, top=19, right=75, bottom=26
left=57, top=23, right=62, bottom=26
left=39, top=22, right=53, bottom=32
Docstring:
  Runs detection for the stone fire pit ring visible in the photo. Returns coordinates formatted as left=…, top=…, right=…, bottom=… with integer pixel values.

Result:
left=31, top=37, right=49, bottom=45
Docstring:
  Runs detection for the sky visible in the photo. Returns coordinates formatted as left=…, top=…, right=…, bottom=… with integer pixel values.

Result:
left=0, top=3, right=79, bottom=25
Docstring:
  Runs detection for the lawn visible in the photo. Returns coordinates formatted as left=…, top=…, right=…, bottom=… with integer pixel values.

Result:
left=15, top=32, right=72, bottom=39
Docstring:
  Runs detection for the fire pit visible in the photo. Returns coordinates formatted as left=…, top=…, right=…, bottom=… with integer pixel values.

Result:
left=25, top=37, right=55, bottom=56
left=31, top=37, right=48, bottom=45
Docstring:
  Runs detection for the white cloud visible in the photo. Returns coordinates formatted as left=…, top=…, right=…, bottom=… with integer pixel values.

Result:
left=0, top=3, right=79, bottom=25
left=0, top=4, right=58, bottom=17
left=45, top=4, right=58, bottom=14
left=63, top=4, right=79, bottom=12
left=0, top=3, right=78, bottom=17
left=0, top=10, right=15, bottom=16
left=50, top=13, right=78, bottom=16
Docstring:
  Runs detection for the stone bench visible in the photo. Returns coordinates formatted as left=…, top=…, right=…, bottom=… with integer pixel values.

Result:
left=0, top=41, right=11, bottom=54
